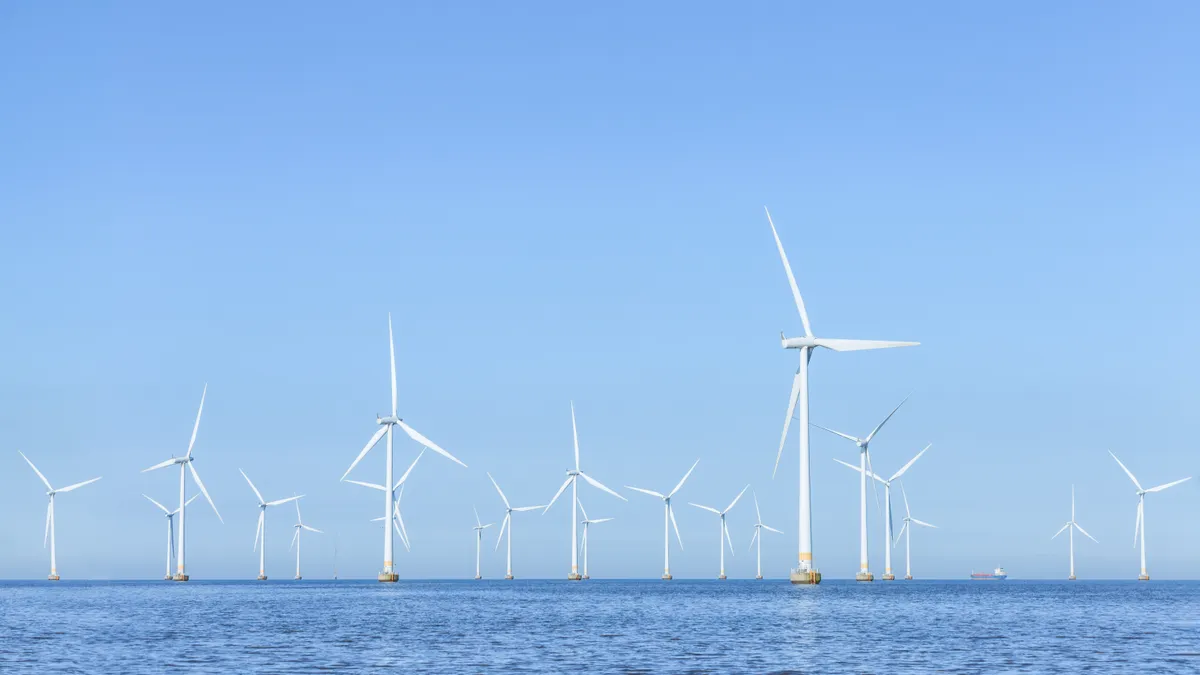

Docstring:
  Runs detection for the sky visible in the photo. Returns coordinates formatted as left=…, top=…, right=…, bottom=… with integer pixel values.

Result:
left=1, top=2, right=1198, bottom=581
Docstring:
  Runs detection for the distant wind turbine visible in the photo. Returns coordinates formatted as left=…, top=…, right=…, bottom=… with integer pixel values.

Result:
left=894, top=481, right=936, bottom=580
left=690, top=485, right=749, bottom=580
left=144, top=494, right=197, bottom=580
left=290, top=498, right=322, bottom=580
left=240, top=469, right=303, bottom=580
left=578, top=502, right=612, bottom=580
left=1051, top=486, right=1097, bottom=581
left=19, top=451, right=101, bottom=581
left=1109, top=451, right=1190, bottom=580
left=489, top=472, right=545, bottom=580
left=471, top=506, right=493, bottom=580
left=748, top=494, right=782, bottom=580
left=625, top=458, right=699, bottom=580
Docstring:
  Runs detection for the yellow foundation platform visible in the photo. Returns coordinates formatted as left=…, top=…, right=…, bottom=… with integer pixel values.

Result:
left=790, top=569, right=821, bottom=585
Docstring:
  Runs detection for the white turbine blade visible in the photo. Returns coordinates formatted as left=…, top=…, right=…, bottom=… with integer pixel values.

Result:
left=369, top=516, right=386, bottom=522
left=186, top=384, right=207, bottom=458
left=43, top=502, right=51, bottom=547
left=254, top=511, right=264, bottom=551
left=393, top=516, right=410, bottom=551
left=625, top=486, right=665, bottom=499
left=487, top=472, right=511, bottom=509
left=863, top=396, right=909, bottom=444
left=543, top=476, right=574, bottom=513
left=388, top=313, right=398, bottom=418
left=56, top=476, right=101, bottom=493
left=900, top=480, right=911, bottom=517
left=773, top=369, right=802, bottom=479
left=394, top=448, right=425, bottom=490
left=480, top=524, right=493, bottom=529
left=813, top=338, right=919, bottom=352
left=591, top=517, right=613, bottom=524
left=266, top=495, right=303, bottom=507
left=689, top=503, right=721, bottom=515
left=289, top=527, right=299, bottom=551
left=141, top=457, right=177, bottom=473
left=762, top=524, right=783, bottom=535
left=579, top=472, right=627, bottom=501
left=724, top=484, right=749, bottom=513
left=495, top=514, right=509, bottom=551
left=396, top=510, right=410, bottom=549
left=723, top=520, right=735, bottom=556
left=833, top=457, right=864, bottom=474
left=173, top=494, right=200, bottom=515
left=473, top=505, right=482, bottom=528
left=865, top=449, right=883, bottom=518
left=239, top=469, right=265, bottom=504
left=341, top=426, right=388, bottom=481
left=512, top=505, right=546, bottom=512
left=764, top=206, right=812, bottom=337
left=911, top=518, right=937, bottom=528
left=753, top=493, right=762, bottom=524
left=188, top=462, right=223, bottom=523
left=890, top=443, right=932, bottom=482
left=1146, top=477, right=1191, bottom=493
left=748, top=528, right=759, bottom=551
left=1073, top=522, right=1098, bottom=543
left=669, top=504, right=683, bottom=550
left=344, top=480, right=387, bottom=491
left=1051, top=522, right=1071, bottom=539
left=396, top=420, right=467, bottom=468
left=295, top=498, right=303, bottom=523
left=1109, top=451, right=1142, bottom=491
left=668, top=459, right=701, bottom=498
left=143, top=494, right=171, bottom=514
left=579, top=502, right=589, bottom=522
left=570, top=401, right=580, bottom=472
left=895, top=521, right=907, bottom=545
left=812, top=424, right=860, bottom=444
left=19, top=452, right=54, bottom=491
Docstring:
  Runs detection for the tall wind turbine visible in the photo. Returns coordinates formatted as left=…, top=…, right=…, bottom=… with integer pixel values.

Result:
left=340, top=314, right=467, bottom=583
left=765, top=207, right=918, bottom=585
left=626, top=458, right=699, bottom=580
left=578, top=502, right=612, bottom=580
left=471, top=506, right=493, bottom=580
left=1052, top=486, right=1097, bottom=581
left=240, top=469, right=303, bottom=580
left=141, top=385, right=223, bottom=581
left=144, top=494, right=197, bottom=580
left=894, top=481, right=936, bottom=580
left=690, top=485, right=749, bottom=580
left=1110, top=451, right=1190, bottom=581
left=489, top=472, right=545, bottom=580
left=543, top=402, right=626, bottom=580
left=815, top=397, right=909, bottom=582
left=290, top=498, right=322, bottom=580
left=748, top=493, right=782, bottom=580
left=832, top=442, right=930, bottom=581
left=18, top=452, right=101, bottom=581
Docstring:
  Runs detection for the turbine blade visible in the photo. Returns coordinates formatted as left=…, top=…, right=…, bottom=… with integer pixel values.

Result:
left=394, top=448, right=425, bottom=490
left=579, top=472, right=626, bottom=501
left=1145, top=477, right=1192, bottom=493
left=344, top=480, right=387, bottom=491
left=186, top=384, right=207, bottom=458
left=265, top=495, right=303, bottom=507
left=388, top=313, right=397, bottom=418
left=487, top=472, right=511, bottom=509
left=900, top=480, right=911, bottom=517
left=812, top=424, right=860, bottom=444
left=302, top=525, right=322, bottom=534
left=188, top=462, right=222, bottom=523
left=866, top=449, right=882, bottom=520
left=723, top=520, right=735, bottom=556
left=591, top=518, right=613, bottom=524
left=669, top=504, right=683, bottom=550
left=625, top=486, right=665, bottom=499
left=1134, top=500, right=1142, bottom=548
left=44, top=502, right=51, bottom=548
left=473, top=505, right=482, bottom=528
left=762, top=524, right=783, bottom=534
left=1051, top=522, right=1071, bottom=539
left=56, top=476, right=101, bottom=493
left=495, top=514, right=509, bottom=551
left=863, top=396, right=909, bottom=444
left=579, top=502, right=589, bottom=522
left=773, top=369, right=802, bottom=479
left=396, top=420, right=466, bottom=468
left=396, top=510, right=410, bottom=550
left=1073, top=522, right=1098, bottom=543
left=911, top=519, right=937, bottom=528
left=254, top=511, right=264, bottom=551
left=753, top=493, right=762, bottom=525
left=668, top=459, right=700, bottom=498
left=143, top=494, right=171, bottom=514
left=813, top=338, right=919, bottom=352
left=689, top=503, right=721, bottom=515
left=890, top=443, right=932, bottom=482
left=512, top=505, right=546, bottom=512
left=570, top=401, right=580, bottom=472
left=724, top=484, right=749, bottom=514
left=341, top=426, right=388, bottom=481
left=833, top=457, right=863, bottom=474
left=749, top=528, right=759, bottom=551
left=289, top=527, right=299, bottom=551
left=141, top=457, right=177, bottom=473
left=764, top=206, right=813, bottom=337
left=895, top=521, right=907, bottom=545
left=543, top=476, right=574, bottom=513
left=239, top=469, right=265, bottom=504
left=19, top=452, right=54, bottom=491
left=1109, top=451, right=1143, bottom=491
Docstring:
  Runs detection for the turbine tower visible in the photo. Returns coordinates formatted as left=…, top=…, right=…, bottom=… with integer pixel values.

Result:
left=894, top=481, right=936, bottom=580
left=144, top=494, right=197, bottom=580
left=832, top=442, right=930, bottom=581
left=240, top=469, right=303, bottom=580
left=578, top=503, right=612, bottom=580
left=1110, top=451, right=1190, bottom=581
left=471, top=506, right=493, bottom=580
left=340, top=314, right=467, bottom=583
left=1051, top=486, right=1097, bottom=581
left=765, top=207, right=918, bottom=584
left=489, top=472, right=545, bottom=580
left=626, top=458, right=699, bottom=580
left=748, top=493, right=782, bottom=580
left=290, top=499, right=322, bottom=580
left=690, top=485, right=749, bottom=580
left=543, top=402, right=626, bottom=580
left=18, top=452, right=101, bottom=581
left=370, top=488, right=412, bottom=552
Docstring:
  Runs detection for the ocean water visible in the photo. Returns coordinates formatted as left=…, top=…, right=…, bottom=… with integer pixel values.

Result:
left=1, top=579, right=1198, bottom=673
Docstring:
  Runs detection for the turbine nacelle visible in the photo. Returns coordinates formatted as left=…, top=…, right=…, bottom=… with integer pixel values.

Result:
left=377, top=415, right=400, bottom=425
left=781, top=334, right=816, bottom=350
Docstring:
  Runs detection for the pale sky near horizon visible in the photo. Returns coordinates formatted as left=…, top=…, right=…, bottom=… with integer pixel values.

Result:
left=2, top=2, right=1198, bottom=580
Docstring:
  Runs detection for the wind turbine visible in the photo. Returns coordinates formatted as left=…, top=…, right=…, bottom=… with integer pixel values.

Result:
left=626, top=458, right=699, bottom=580
left=340, top=314, right=467, bottom=583
left=690, top=485, right=749, bottom=580
left=144, top=494, right=197, bottom=580
left=370, top=488, right=412, bottom=552
left=765, top=207, right=918, bottom=585
left=18, top=451, right=101, bottom=581
left=141, top=385, right=223, bottom=581
left=543, top=402, right=627, bottom=580
left=489, top=472, right=545, bottom=580
left=471, top=506, right=493, bottom=580
left=748, top=493, right=782, bottom=580
left=578, top=502, right=612, bottom=580
left=290, top=498, right=322, bottom=580
left=832, top=442, right=930, bottom=581
left=894, top=481, right=936, bottom=580
left=356, top=449, right=423, bottom=562
left=240, top=469, right=303, bottom=580
left=1052, top=486, right=1097, bottom=581
left=1110, top=451, right=1190, bottom=581
left=814, top=397, right=909, bottom=582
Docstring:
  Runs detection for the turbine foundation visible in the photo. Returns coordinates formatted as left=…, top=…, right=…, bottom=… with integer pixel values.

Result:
left=378, top=573, right=399, bottom=583
left=294, top=576, right=301, bottom=581
left=474, top=575, right=482, bottom=580
left=163, top=575, right=172, bottom=581
left=882, top=574, right=896, bottom=581
left=582, top=575, right=590, bottom=580
left=1068, top=575, right=1076, bottom=581
left=47, top=575, right=60, bottom=581
left=855, top=572, right=875, bottom=582
left=568, top=573, right=582, bottom=581
left=505, top=574, right=514, bottom=580
left=172, top=574, right=189, bottom=582
left=257, top=575, right=268, bottom=581
left=904, top=575, right=913, bottom=580
left=718, top=574, right=727, bottom=580
left=755, top=575, right=763, bottom=580
left=790, top=569, right=821, bottom=585
left=1138, top=574, right=1150, bottom=581
left=661, top=574, right=673, bottom=580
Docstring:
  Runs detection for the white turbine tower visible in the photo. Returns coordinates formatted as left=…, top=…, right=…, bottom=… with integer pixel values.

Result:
left=471, top=506, right=494, bottom=580
left=832, top=442, right=930, bottom=581
left=748, top=494, right=782, bottom=580
left=625, top=458, right=699, bottom=580
left=814, top=397, right=909, bottom=582
left=1051, top=486, right=1097, bottom=581
left=894, top=481, right=936, bottom=580
left=240, top=469, right=303, bottom=580
left=18, top=452, right=101, bottom=581
left=144, top=494, right=197, bottom=580
left=141, top=385, right=224, bottom=581
left=578, top=502, right=612, bottom=580
left=690, top=485, right=749, bottom=580
left=1110, top=451, right=1190, bottom=581
left=543, top=402, right=627, bottom=580
left=290, top=499, right=322, bottom=580
left=340, top=314, right=467, bottom=583
left=489, top=472, right=545, bottom=580
left=766, top=207, right=918, bottom=585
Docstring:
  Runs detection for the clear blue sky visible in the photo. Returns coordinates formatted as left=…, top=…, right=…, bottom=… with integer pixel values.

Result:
left=1, top=2, right=1198, bottom=580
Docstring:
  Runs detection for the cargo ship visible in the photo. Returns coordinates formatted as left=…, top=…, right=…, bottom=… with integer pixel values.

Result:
left=970, top=567, right=1008, bottom=580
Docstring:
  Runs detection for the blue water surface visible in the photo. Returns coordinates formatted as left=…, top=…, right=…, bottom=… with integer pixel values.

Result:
left=1, top=579, right=1198, bottom=673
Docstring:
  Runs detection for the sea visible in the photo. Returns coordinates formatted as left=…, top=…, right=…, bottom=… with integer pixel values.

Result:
left=2, top=579, right=1198, bottom=673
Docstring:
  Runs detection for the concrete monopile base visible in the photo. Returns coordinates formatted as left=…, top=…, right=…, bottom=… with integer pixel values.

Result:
left=505, top=574, right=514, bottom=580
left=905, top=575, right=913, bottom=580
left=755, top=575, right=763, bottom=580
left=662, top=574, right=673, bottom=580
left=173, top=574, right=189, bottom=582
left=582, top=575, right=590, bottom=580
left=47, top=575, right=60, bottom=581
left=1068, top=575, right=1076, bottom=581
left=1138, top=574, right=1150, bottom=581
left=257, top=575, right=268, bottom=581
left=568, top=573, right=582, bottom=581
left=718, top=574, right=727, bottom=580
left=790, top=569, right=821, bottom=585
left=474, top=575, right=482, bottom=580
left=294, top=576, right=301, bottom=581
left=856, top=572, right=875, bottom=582
left=378, top=573, right=399, bottom=583
left=163, top=575, right=172, bottom=581
left=882, top=574, right=896, bottom=581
